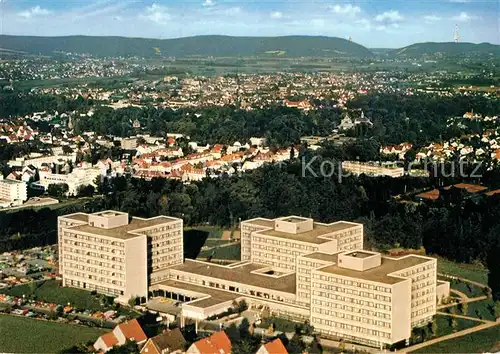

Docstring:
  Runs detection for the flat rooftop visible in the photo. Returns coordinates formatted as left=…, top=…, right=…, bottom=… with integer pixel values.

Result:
left=243, top=218, right=275, bottom=228
left=301, top=252, right=338, bottom=263
left=0, top=179, right=24, bottom=185
left=345, top=251, right=374, bottom=259
left=61, top=213, right=89, bottom=223
left=258, top=221, right=358, bottom=244
left=64, top=215, right=180, bottom=240
left=318, top=254, right=433, bottom=285
left=153, top=280, right=240, bottom=309
left=282, top=217, right=308, bottom=223
left=170, top=259, right=296, bottom=294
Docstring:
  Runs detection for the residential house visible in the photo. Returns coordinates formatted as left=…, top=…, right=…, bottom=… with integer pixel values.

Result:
left=256, top=338, right=288, bottom=354
left=94, top=319, right=147, bottom=353
left=140, top=328, right=186, bottom=354
left=186, top=331, right=231, bottom=354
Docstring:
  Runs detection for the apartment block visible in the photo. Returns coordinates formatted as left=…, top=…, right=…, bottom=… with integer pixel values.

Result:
left=0, top=178, right=28, bottom=208
left=308, top=250, right=437, bottom=347
left=342, top=161, right=405, bottom=178
left=58, top=211, right=183, bottom=300
left=241, top=216, right=363, bottom=272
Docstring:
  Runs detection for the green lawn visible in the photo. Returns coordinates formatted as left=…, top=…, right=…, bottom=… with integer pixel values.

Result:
left=413, top=325, right=500, bottom=353
left=433, top=314, right=479, bottom=337
left=199, top=243, right=241, bottom=260
left=445, top=299, right=497, bottom=322
left=437, top=258, right=488, bottom=285
left=204, top=239, right=232, bottom=248
left=0, top=315, right=108, bottom=353
left=443, top=277, right=487, bottom=298
left=259, top=316, right=301, bottom=333
left=0, top=280, right=105, bottom=311
left=188, top=226, right=224, bottom=239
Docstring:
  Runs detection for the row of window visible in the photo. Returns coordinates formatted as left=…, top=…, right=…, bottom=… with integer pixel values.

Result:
left=150, top=230, right=182, bottom=241
left=62, top=254, right=124, bottom=271
left=311, top=317, right=391, bottom=339
left=252, top=236, right=315, bottom=251
left=66, top=279, right=124, bottom=296
left=311, top=298, right=392, bottom=319
left=314, top=283, right=392, bottom=302
left=411, top=306, right=434, bottom=318
left=312, top=274, right=392, bottom=293
left=312, top=290, right=392, bottom=310
left=62, top=247, right=124, bottom=263
left=64, top=239, right=125, bottom=255
left=397, top=263, right=435, bottom=277
left=312, top=307, right=391, bottom=328
left=64, top=270, right=124, bottom=286
left=63, top=232, right=125, bottom=247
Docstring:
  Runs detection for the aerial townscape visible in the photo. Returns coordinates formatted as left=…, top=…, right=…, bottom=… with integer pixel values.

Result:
left=0, top=0, right=499, bottom=353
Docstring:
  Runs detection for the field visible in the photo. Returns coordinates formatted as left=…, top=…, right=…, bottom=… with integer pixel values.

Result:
left=436, top=257, right=488, bottom=284
left=0, top=280, right=105, bottom=311
left=445, top=298, right=498, bottom=322
left=0, top=315, right=108, bottom=353
left=413, top=325, right=500, bottom=353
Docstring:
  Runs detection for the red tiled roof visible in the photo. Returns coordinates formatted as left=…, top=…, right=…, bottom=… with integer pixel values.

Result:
left=416, top=189, right=440, bottom=201
left=263, top=339, right=288, bottom=354
left=192, top=331, right=231, bottom=354
left=100, top=332, right=118, bottom=348
left=117, top=319, right=147, bottom=343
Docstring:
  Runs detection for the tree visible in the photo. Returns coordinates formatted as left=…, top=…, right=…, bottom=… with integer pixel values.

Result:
left=287, top=334, right=306, bottom=354
left=77, top=185, right=95, bottom=198
left=495, top=301, right=500, bottom=320
left=47, top=183, right=69, bottom=198
left=308, top=335, right=323, bottom=354
left=107, top=340, right=139, bottom=354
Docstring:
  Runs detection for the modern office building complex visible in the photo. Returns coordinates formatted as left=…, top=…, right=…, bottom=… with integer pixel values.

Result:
left=58, top=211, right=183, bottom=301
left=58, top=212, right=448, bottom=347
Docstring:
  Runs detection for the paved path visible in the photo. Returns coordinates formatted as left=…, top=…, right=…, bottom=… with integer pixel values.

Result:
left=438, top=273, right=490, bottom=291
left=449, top=288, right=468, bottom=302
left=436, top=311, right=491, bottom=323
left=437, top=295, right=488, bottom=310
left=398, top=321, right=500, bottom=353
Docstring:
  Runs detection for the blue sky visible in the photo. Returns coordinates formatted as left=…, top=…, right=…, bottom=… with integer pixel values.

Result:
left=1, top=0, right=498, bottom=48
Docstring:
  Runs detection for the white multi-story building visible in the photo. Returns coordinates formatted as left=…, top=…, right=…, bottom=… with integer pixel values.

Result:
left=58, top=211, right=183, bottom=301
left=39, top=166, right=102, bottom=196
left=0, top=178, right=28, bottom=208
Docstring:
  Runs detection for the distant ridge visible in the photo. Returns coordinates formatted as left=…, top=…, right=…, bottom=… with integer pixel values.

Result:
left=0, top=34, right=374, bottom=58
left=390, top=42, right=499, bottom=57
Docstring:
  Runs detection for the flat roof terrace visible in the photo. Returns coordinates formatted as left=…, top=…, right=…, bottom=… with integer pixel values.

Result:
left=153, top=280, right=240, bottom=309
left=318, top=254, right=433, bottom=285
left=65, top=215, right=180, bottom=240
left=258, top=221, right=358, bottom=244
left=169, top=259, right=296, bottom=294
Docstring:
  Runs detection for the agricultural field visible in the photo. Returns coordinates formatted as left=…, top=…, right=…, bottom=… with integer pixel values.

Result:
left=0, top=315, right=108, bottom=353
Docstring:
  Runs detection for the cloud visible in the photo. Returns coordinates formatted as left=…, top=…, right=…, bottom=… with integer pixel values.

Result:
left=451, top=12, right=477, bottom=22
left=375, top=10, right=404, bottom=23
left=270, top=11, right=283, bottom=19
left=329, top=4, right=361, bottom=17
left=424, top=14, right=442, bottom=22
left=202, top=0, right=214, bottom=7
left=141, top=3, right=170, bottom=25
left=449, top=0, right=470, bottom=3
left=18, top=5, right=51, bottom=19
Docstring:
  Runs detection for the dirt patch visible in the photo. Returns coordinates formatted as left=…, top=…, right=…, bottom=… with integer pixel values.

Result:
left=221, top=231, right=232, bottom=240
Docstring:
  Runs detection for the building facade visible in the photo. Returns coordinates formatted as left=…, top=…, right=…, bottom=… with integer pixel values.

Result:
left=58, top=211, right=183, bottom=300
left=241, top=216, right=363, bottom=271
left=342, top=161, right=405, bottom=178
left=0, top=178, right=28, bottom=207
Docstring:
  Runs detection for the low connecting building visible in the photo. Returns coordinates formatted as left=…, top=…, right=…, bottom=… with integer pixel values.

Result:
left=58, top=212, right=448, bottom=347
